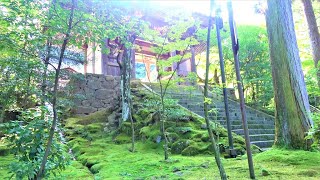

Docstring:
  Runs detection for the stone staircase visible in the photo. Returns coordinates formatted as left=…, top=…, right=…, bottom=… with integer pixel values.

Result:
left=142, top=83, right=275, bottom=148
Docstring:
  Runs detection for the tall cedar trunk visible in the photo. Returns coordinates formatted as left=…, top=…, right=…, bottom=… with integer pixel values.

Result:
left=301, top=0, right=320, bottom=87
left=120, top=36, right=135, bottom=151
left=204, top=0, right=227, bottom=179
left=266, top=0, right=313, bottom=149
left=37, top=0, right=75, bottom=178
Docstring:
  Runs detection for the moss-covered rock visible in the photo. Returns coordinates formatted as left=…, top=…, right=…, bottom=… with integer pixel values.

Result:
left=113, top=133, right=131, bottom=144
left=86, top=123, right=102, bottom=133
left=0, top=144, right=9, bottom=156
left=171, top=139, right=192, bottom=154
left=139, top=125, right=161, bottom=142
left=174, top=127, right=193, bottom=134
left=66, top=109, right=111, bottom=126
left=181, top=145, right=201, bottom=156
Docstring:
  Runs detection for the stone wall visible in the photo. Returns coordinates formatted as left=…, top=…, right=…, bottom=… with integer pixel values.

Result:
left=70, top=74, right=120, bottom=115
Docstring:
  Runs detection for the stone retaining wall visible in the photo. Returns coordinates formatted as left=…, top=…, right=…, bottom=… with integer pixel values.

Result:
left=70, top=74, right=120, bottom=115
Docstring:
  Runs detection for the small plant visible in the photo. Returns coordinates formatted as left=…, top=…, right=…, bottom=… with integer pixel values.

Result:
left=2, top=107, right=70, bottom=179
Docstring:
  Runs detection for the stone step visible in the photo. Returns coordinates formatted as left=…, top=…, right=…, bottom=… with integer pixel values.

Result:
left=232, top=129, right=275, bottom=135
left=251, top=140, right=274, bottom=148
left=231, top=124, right=274, bottom=130
left=212, top=119, right=274, bottom=126
left=249, top=134, right=275, bottom=141
left=142, top=83, right=276, bottom=149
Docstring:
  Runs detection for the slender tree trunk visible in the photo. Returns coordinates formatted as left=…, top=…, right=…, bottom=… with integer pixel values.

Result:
left=204, top=1, right=227, bottom=179
left=266, top=0, right=313, bottom=149
left=36, top=0, right=75, bottom=178
left=120, top=36, right=136, bottom=152
left=160, top=92, right=169, bottom=160
left=41, top=40, right=52, bottom=107
left=121, top=37, right=135, bottom=123
left=213, top=68, right=219, bottom=84
left=301, top=0, right=320, bottom=87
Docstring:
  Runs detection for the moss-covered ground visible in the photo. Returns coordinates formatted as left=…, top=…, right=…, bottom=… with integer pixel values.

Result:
left=0, top=87, right=319, bottom=179
left=1, top=139, right=320, bottom=179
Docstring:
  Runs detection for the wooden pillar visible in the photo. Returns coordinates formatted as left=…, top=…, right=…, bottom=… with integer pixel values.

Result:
left=92, top=42, right=96, bottom=74
left=101, top=39, right=109, bottom=75
left=131, top=49, right=136, bottom=79
left=171, top=50, right=177, bottom=72
left=83, top=43, right=88, bottom=74
left=191, top=46, right=197, bottom=73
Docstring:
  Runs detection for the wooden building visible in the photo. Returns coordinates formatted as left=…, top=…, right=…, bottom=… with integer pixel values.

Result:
left=81, top=12, right=208, bottom=82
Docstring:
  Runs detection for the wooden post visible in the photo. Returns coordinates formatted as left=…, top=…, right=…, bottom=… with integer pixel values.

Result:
left=191, top=46, right=197, bottom=73
left=83, top=43, right=88, bottom=74
left=131, top=49, right=136, bottom=79
left=92, top=42, right=96, bottom=74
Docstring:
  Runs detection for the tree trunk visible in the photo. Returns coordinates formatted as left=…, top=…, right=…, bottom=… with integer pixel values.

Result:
left=120, top=36, right=136, bottom=152
left=37, top=0, right=75, bottom=178
left=121, top=37, right=135, bottom=123
left=204, top=0, right=227, bottom=179
left=301, top=0, right=320, bottom=87
left=266, top=0, right=313, bottom=149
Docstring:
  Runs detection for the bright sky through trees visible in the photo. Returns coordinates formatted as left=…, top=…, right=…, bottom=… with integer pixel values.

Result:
left=150, top=0, right=265, bottom=25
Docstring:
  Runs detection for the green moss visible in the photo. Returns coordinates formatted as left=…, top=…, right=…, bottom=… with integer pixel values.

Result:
left=0, top=144, right=10, bottom=156
left=233, top=135, right=246, bottom=145
left=48, top=161, right=94, bottom=180
left=86, top=123, right=102, bottom=133
left=173, top=127, right=193, bottom=134
left=171, top=140, right=192, bottom=154
left=119, top=122, right=133, bottom=135
left=255, top=149, right=320, bottom=166
left=139, top=125, right=161, bottom=141
left=201, top=133, right=210, bottom=142
left=181, top=145, right=201, bottom=156
left=0, top=155, right=14, bottom=179
left=167, top=132, right=179, bottom=142
left=297, top=170, right=318, bottom=177
left=138, top=108, right=153, bottom=120
left=114, top=133, right=131, bottom=144
left=133, top=114, right=143, bottom=122
left=261, top=168, right=270, bottom=176
left=65, top=109, right=111, bottom=127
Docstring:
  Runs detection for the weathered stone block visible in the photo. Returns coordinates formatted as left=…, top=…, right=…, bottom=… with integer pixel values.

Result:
left=81, top=100, right=92, bottom=106
left=76, top=106, right=96, bottom=114
left=101, top=82, right=114, bottom=89
left=95, top=89, right=114, bottom=99
left=87, top=80, right=101, bottom=90
left=91, top=100, right=103, bottom=108
left=114, top=76, right=121, bottom=81
left=105, top=76, right=114, bottom=81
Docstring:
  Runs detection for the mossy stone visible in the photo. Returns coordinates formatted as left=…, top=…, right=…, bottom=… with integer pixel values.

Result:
left=87, top=123, right=102, bottom=133
left=174, top=127, right=192, bottom=134
left=181, top=145, right=201, bottom=156
left=139, top=125, right=161, bottom=141
left=167, top=132, right=179, bottom=142
left=113, top=133, right=131, bottom=144
left=0, top=145, right=9, bottom=156
left=201, top=133, right=210, bottom=142
left=171, top=139, right=192, bottom=154
left=261, top=169, right=270, bottom=176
